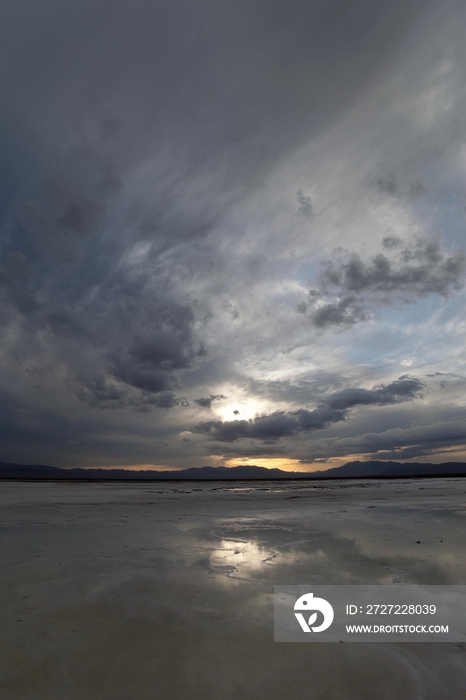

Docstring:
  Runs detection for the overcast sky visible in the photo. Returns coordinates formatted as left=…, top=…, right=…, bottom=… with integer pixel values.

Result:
left=1, top=0, right=466, bottom=471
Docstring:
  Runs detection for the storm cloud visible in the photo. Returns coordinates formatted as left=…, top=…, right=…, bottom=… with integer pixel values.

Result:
left=76, top=375, right=188, bottom=412
left=192, top=377, right=424, bottom=442
left=0, top=0, right=465, bottom=469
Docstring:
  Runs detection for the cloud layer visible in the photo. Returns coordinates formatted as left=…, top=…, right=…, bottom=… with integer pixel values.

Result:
left=0, top=0, right=465, bottom=468
left=192, top=377, right=424, bottom=442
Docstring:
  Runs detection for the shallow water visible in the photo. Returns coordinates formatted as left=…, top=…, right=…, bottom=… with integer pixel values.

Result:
left=1, top=479, right=466, bottom=699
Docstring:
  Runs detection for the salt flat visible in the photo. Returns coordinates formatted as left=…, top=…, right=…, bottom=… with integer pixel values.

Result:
left=1, top=478, right=466, bottom=699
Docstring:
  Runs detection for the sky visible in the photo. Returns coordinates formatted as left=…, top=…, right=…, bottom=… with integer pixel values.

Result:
left=1, top=0, right=466, bottom=471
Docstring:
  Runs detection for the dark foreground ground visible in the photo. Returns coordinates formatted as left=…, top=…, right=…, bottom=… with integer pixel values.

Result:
left=1, top=478, right=466, bottom=699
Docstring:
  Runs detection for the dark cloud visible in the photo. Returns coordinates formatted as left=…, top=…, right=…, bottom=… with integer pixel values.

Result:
left=43, top=179, right=107, bottom=237
left=374, top=175, right=398, bottom=196
left=0, top=0, right=464, bottom=467
left=0, top=251, right=39, bottom=314
left=76, top=374, right=128, bottom=409
left=382, top=234, right=403, bottom=249
left=1, top=0, right=434, bottom=205
left=309, top=294, right=369, bottom=329
left=372, top=174, right=429, bottom=201
left=245, top=373, right=351, bottom=406
left=3, top=247, right=204, bottom=403
left=323, top=240, right=465, bottom=296
left=297, top=413, right=466, bottom=464
left=304, top=238, right=466, bottom=328
left=16, top=199, right=80, bottom=264
left=76, top=374, right=189, bottom=412
left=192, top=377, right=424, bottom=442
left=407, top=181, right=429, bottom=200
left=108, top=304, right=202, bottom=393
left=325, top=376, right=425, bottom=409
left=220, top=301, right=240, bottom=320
left=130, top=392, right=189, bottom=412
left=296, top=189, right=313, bottom=218
left=194, top=394, right=227, bottom=409
left=192, top=406, right=346, bottom=443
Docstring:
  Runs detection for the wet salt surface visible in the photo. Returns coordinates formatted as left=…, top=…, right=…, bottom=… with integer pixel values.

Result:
left=1, top=478, right=466, bottom=699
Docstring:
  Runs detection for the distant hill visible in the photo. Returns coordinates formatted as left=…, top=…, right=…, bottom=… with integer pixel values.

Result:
left=314, top=460, right=466, bottom=479
left=1, top=460, right=466, bottom=480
